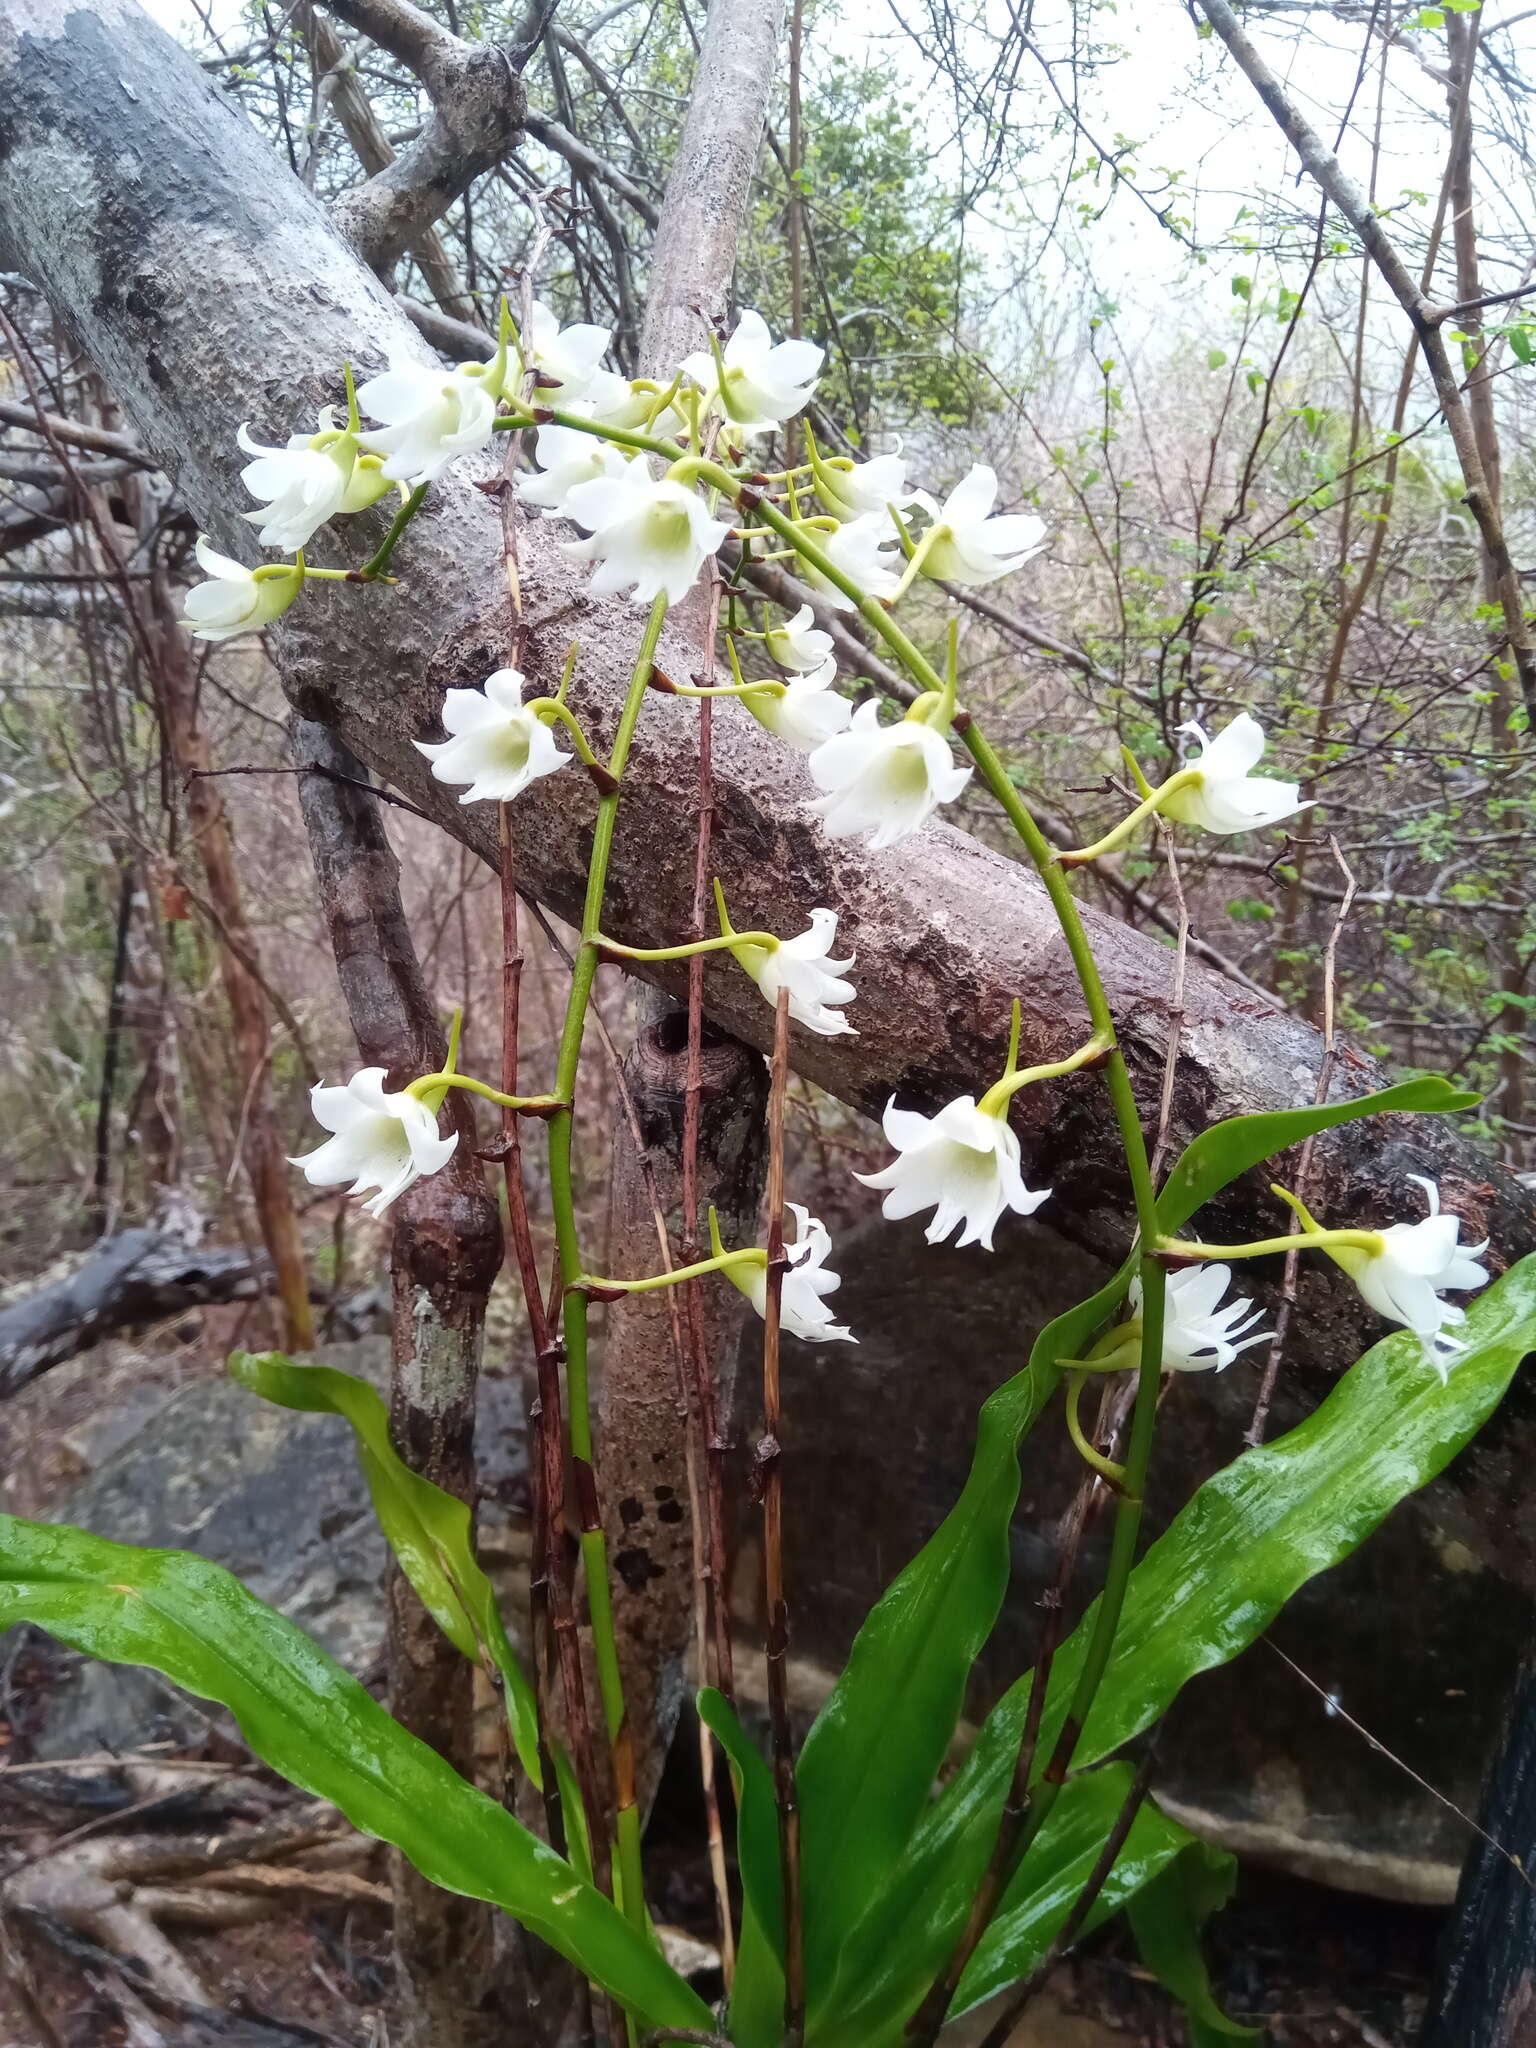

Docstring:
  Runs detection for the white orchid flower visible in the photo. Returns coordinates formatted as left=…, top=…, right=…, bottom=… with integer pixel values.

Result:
left=181, top=537, right=303, bottom=643
left=909, top=465, right=1046, bottom=587
left=290, top=1068, right=458, bottom=1218
left=356, top=362, right=499, bottom=485
left=560, top=459, right=731, bottom=605
left=763, top=603, right=834, bottom=674
left=800, top=513, right=903, bottom=611
left=733, top=907, right=856, bottom=1037
left=513, top=422, right=631, bottom=519
left=746, top=655, right=853, bottom=752
left=415, top=668, right=571, bottom=806
left=1160, top=714, right=1310, bottom=837
left=857, top=1093, right=1051, bottom=1250
left=585, top=369, right=689, bottom=441
left=807, top=699, right=972, bottom=849
left=1334, top=1175, right=1491, bottom=1375
left=811, top=446, right=919, bottom=522
left=682, top=308, right=823, bottom=434
left=236, top=418, right=384, bottom=551
left=1131, top=1263, right=1271, bottom=1373
left=526, top=300, right=612, bottom=400
left=727, top=1202, right=855, bottom=1343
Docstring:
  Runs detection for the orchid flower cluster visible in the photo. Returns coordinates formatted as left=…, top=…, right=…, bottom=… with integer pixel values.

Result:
left=193, top=294, right=1490, bottom=1431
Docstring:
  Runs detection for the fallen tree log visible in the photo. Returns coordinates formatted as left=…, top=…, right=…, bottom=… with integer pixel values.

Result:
left=0, top=1230, right=269, bottom=1397
left=1, top=0, right=1533, bottom=1387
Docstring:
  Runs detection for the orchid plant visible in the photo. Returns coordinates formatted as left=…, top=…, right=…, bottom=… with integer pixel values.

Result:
left=7, top=296, right=1532, bottom=2048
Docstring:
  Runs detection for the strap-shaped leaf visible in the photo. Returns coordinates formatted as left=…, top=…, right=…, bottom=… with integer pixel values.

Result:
left=794, top=1261, right=1133, bottom=2001
left=816, top=1251, right=1536, bottom=2032
left=0, top=1515, right=712, bottom=2034
left=698, top=1687, right=784, bottom=2048
left=815, top=1762, right=1232, bottom=2044
left=228, top=1350, right=541, bottom=1785
left=1126, top=1844, right=1258, bottom=2042
left=1154, top=1076, right=1480, bottom=1233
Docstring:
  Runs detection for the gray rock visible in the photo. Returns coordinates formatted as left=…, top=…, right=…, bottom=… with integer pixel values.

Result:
left=737, top=1210, right=1536, bottom=1906
left=21, top=1339, right=530, bottom=1781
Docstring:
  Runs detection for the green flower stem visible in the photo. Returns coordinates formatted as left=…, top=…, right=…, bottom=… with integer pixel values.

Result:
left=976, top=1028, right=1114, bottom=1119
left=663, top=678, right=785, bottom=703
left=575, top=1247, right=766, bottom=1296
left=495, top=408, right=685, bottom=463
left=1063, top=1372, right=1128, bottom=1486
left=1055, top=770, right=1199, bottom=868
left=1156, top=1227, right=1384, bottom=1262
left=596, top=930, right=778, bottom=964
left=406, top=1073, right=564, bottom=1115
left=544, top=592, right=670, bottom=1948
left=733, top=491, right=1174, bottom=1904
left=359, top=481, right=429, bottom=580
left=487, top=410, right=1173, bottom=1890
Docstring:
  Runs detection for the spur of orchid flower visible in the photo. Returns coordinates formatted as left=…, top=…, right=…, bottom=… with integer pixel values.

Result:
left=513, top=422, right=630, bottom=520
left=726, top=1202, right=855, bottom=1344
left=682, top=308, right=823, bottom=435
left=237, top=414, right=389, bottom=551
left=525, top=300, right=612, bottom=400
left=807, top=699, right=972, bottom=849
left=356, top=361, right=500, bottom=485
left=905, top=465, right=1046, bottom=589
left=560, top=459, right=731, bottom=606
left=857, top=1093, right=1051, bottom=1250
left=290, top=1069, right=457, bottom=1218
left=745, top=656, right=853, bottom=752
left=414, top=668, right=571, bottom=806
left=181, top=538, right=304, bottom=643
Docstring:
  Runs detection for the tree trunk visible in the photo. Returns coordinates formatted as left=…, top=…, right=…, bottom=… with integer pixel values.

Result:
left=293, top=718, right=514, bottom=2047
left=1422, top=1653, right=1536, bottom=2046
left=148, top=588, right=314, bottom=1351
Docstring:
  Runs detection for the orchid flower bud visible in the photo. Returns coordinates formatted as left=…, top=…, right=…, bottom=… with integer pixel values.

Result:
left=763, top=603, right=835, bottom=674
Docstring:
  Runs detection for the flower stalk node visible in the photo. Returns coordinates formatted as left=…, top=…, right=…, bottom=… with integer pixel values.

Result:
left=584, top=761, right=621, bottom=798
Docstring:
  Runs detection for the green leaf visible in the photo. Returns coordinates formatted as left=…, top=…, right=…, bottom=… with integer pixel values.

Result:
left=1126, top=1846, right=1258, bottom=2041
left=815, top=1764, right=1234, bottom=2044
left=794, top=1262, right=1133, bottom=2005
left=0, top=1515, right=712, bottom=2032
left=818, top=1254, right=1536, bottom=2036
left=700, top=1688, right=784, bottom=2048
left=229, top=1350, right=541, bottom=1786
left=1153, top=1076, right=1480, bottom=1232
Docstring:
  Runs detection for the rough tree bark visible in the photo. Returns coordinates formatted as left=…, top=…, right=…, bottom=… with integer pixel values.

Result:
left=293, top=718, right=511, bottom=2048
left=1, top=0, right=1533, bottom=1372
